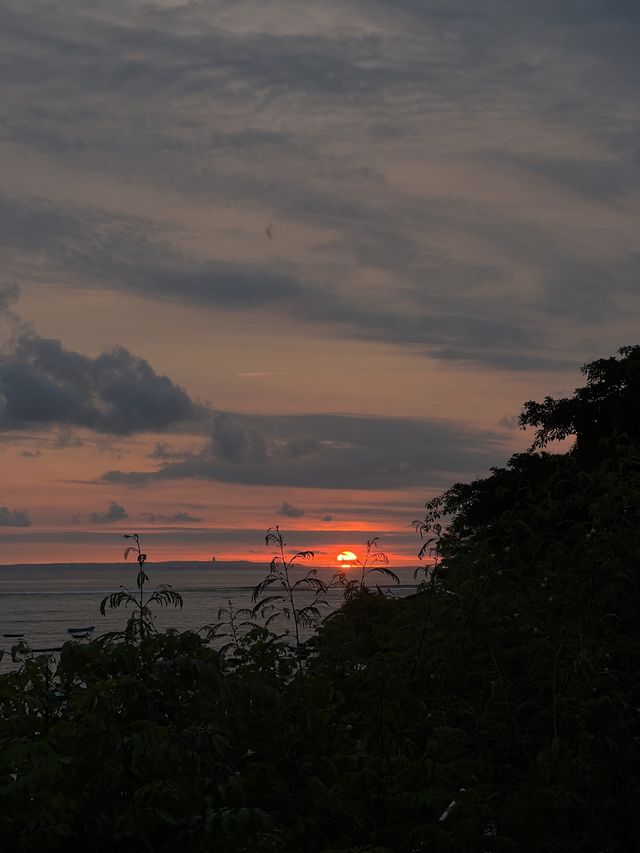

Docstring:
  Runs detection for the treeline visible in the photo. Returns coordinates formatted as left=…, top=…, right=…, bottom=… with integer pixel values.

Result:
left=1, top=347, right=640, bottom=851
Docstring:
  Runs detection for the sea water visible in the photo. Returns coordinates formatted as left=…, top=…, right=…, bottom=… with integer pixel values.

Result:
left=0, top=562, right=419, bottom=672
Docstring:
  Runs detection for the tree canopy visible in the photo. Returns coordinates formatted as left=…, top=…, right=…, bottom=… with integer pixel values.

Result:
left=519, top=344, right=640, bottom=453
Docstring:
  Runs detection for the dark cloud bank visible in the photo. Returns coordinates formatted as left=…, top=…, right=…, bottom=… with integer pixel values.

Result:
left=0, top=327, right=200, bottom=436
left=103, top=410, right=505, bottom=491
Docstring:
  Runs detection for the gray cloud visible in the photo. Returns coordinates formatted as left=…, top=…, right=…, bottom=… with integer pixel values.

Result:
left=212, top=413, right=268, bottom=464
left=0, top=329, right=199, bottom=434
left=0, top=194, right=570, bottom=372
left=2, top=0, right=637, bottom=176
left=0, top=505, right=31, bottom=527
left=431, top=348, right=579, bottom=372
left=0, top=194, right=306, bottom=311
left=89, top=501, right=128, bottom=524
left=148, top=442, right=204, bottom=462
left=101, top=410, right=505, bottom=491
left=499, top=152, right=639, bottom=202
left=0, top=281, right=20, bottom=312
left=278, top=501, right=306, bottom=518
left=141, top=510, right=203, bottom=524
left=52, top=428, right=84, bottom=449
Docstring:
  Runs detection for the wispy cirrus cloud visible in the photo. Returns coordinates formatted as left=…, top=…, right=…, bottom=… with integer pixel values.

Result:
left=0, top=194, right=583, bottom=372
left=1, top=1, right=639, bottom=373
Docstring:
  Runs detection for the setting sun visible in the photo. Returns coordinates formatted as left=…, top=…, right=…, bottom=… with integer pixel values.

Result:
left=337, top=550, right=358, bottom=568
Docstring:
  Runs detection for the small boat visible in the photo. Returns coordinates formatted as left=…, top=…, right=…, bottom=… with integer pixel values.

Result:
left=67, top=626, right=95, bottom=637
left=2, top=633, right=25, bottom=638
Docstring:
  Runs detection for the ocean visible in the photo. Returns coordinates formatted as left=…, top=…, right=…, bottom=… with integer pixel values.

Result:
left=0, top=561, right=419, bottom=672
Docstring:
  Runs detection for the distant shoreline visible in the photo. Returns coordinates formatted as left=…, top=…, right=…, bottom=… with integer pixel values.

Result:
left=0, top=560, right=261, bottom=570
left=0, top=560, right=420, bottom=571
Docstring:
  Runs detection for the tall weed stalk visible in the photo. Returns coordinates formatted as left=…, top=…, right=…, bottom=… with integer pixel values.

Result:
left=252, top=526, right=342, bottom=684
left=100, top=533, right=183, bottom=643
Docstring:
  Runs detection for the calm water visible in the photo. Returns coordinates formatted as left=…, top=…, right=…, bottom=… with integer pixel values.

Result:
left=0, top=562, right=419, bottom=672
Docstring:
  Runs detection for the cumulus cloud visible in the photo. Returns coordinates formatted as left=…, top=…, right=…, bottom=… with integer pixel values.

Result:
left=0, top=331, right=199, bottom=434
left=89, top=501, right=128, bottom=524
left=0, top=505, right=31, bottom=527
left=278, top=501, right=305, bottom=518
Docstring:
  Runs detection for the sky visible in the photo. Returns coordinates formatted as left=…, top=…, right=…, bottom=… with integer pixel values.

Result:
left=1, top=0, right=639, bottom=566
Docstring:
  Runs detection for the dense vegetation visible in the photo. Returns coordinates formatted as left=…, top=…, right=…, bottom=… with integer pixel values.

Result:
left=1, top=347, right=640, bottom=852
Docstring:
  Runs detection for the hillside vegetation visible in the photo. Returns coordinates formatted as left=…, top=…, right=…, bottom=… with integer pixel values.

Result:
left=1, top=347, right=639, bottom=852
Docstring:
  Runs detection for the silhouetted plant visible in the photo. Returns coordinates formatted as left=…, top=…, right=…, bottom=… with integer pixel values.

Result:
left=413, top=520, right=448, bottom=593
left=99, top=533, right=183, bottom=643
left=341, top=537, right=399, bottom=600
left=8, top=638, right=32, bottom=665
left=252, top=526, right=341, bottom=682
left=202, top=599, right=259, bottom=655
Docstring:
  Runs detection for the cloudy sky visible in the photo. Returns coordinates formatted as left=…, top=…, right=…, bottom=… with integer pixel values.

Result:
left=1, top=0, right=639, bottom=564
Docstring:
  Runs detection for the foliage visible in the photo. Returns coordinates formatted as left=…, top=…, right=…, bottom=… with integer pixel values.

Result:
left=252, top=526, right=343, bottom=682
left=2, top=348, right=640, bottom=851
left=202, top=599, right=261, bottom=655
left=340, top=538, right=399, bottom=600
left=518, top=344, right=640, bottom=453
left=99, top=533, right=183, bottom=642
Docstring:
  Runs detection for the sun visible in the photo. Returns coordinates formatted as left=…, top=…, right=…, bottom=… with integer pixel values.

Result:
left=337, top=550, right=358, bottom=568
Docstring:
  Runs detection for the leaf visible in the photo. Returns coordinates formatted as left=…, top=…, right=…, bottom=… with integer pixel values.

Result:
left=368, top=566, right=400, bottom=585
left=371, top=550, right=390, bottom=564
left=252, top=576, right=280, bottom=602
left=252, top=595, right=285, bottom=614
left=291, top=550, right=314, bottom=562
left=292, top=576, right=327, bottom=592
